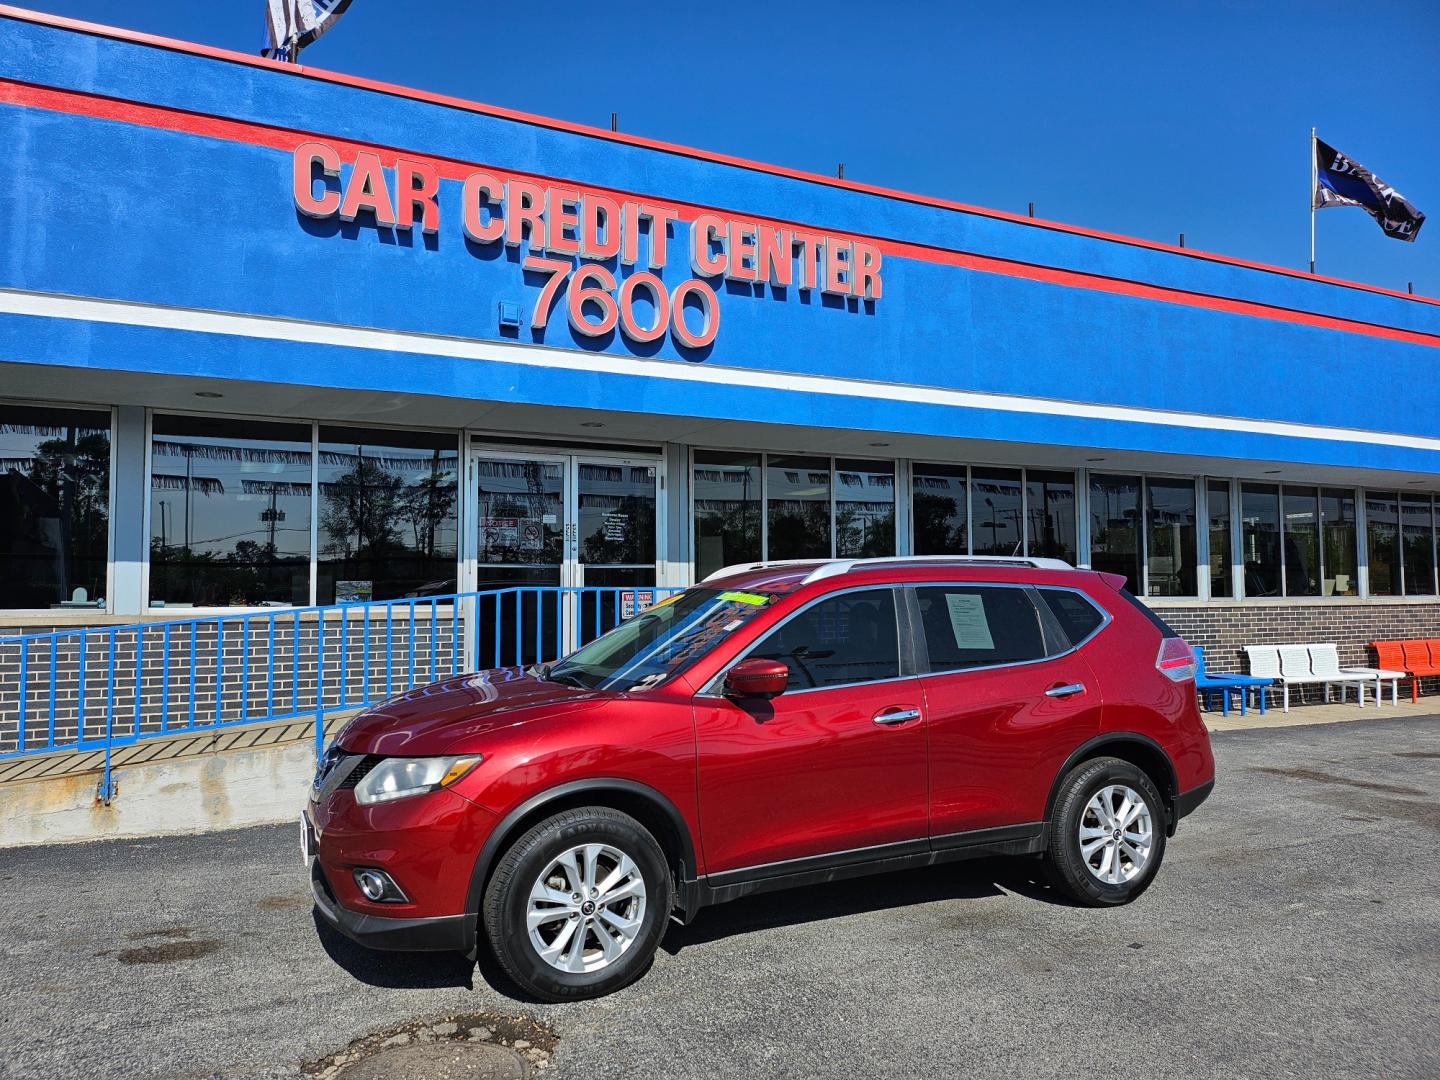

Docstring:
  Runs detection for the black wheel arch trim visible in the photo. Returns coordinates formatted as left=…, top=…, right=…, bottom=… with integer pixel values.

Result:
left=463, top=777, right=700, bottom=926
left=1045, top=732, right=1181, bottom=831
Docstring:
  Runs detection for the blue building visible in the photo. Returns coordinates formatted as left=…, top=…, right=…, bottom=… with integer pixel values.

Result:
left=2, top=6, right=1439, bottom=672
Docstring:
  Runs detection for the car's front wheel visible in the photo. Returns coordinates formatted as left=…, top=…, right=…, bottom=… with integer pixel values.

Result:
left=1043, top=756, right=1167, bottom=906
left=482, top=806, right=673, bottom=1001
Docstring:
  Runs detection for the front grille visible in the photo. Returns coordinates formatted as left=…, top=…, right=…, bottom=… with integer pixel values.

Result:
left=337, top=754, right=384, bottom=790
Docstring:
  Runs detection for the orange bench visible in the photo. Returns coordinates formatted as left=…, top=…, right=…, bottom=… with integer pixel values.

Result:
left=1371, top=639, right=1440, bottom=702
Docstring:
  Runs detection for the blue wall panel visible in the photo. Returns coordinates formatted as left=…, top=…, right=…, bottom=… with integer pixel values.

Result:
left=0, top=13, right=1438, bottom=474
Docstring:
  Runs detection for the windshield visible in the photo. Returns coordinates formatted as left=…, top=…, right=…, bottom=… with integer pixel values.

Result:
left=544, top=587, right=780, bottom=692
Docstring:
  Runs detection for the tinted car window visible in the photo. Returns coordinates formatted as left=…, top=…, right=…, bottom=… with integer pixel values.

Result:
left=1038, top=588, right=1105, bottom=646
left=915, top=585, right=1046, bottom=672
left=749, top=588, right=900, bottom=690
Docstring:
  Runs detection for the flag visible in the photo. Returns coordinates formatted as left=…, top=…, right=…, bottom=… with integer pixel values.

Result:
left=1313, top=137, right=1425, bottom=243
left=262, top=0, right=354, bottom=63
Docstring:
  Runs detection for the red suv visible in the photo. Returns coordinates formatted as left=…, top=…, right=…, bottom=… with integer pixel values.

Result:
left=305, top=557, right=1214, bottom=1000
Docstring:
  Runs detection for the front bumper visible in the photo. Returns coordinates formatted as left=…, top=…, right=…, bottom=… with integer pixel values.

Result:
left=309, top=859, right=471, bottom=953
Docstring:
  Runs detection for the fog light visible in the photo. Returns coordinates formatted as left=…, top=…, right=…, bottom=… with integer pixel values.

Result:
left=353, top=867, right=408, bottom=903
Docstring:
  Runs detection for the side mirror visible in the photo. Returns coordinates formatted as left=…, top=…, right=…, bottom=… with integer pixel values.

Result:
left=724, top=658, right=789, bottom=700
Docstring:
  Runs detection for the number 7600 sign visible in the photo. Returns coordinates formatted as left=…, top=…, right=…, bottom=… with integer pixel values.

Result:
left=524, top=257, right=719, bottom=349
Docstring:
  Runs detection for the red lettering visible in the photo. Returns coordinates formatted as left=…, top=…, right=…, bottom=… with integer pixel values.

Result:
left=756, top=225, right=794, bottom=287
left=792, top=231, right=821, bottom=290
left=338, top=151, right=396, bottom=227
left=394, top=158, right=439, bottom=234
left=504, top=180, right=546, bottom=248
left=640, top=204, right=677, bottom=269
left=293, top=141, right=341, bottom=218
left=546, top=187, right=581, bottom=256
left=726, top=220, right=760, bottom=282
left=823, top=238, right=853, bottom=296
left=853, top=241, right=882, bottom=300
left=582, top=194, right=621, bottom=259
left=461, top=171, right=505, bottom=244
left=690, top=214, right=728, bottom=277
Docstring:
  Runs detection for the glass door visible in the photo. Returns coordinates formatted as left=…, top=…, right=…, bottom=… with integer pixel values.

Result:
left=574, top=457, right=659, bottom=646
left=470, top=447, right=661, bottom=664
left=473, top=451, right=567, bottom=666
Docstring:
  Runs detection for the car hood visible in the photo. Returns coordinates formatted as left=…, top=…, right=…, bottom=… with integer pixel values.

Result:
left=334, top=668, right=609, bottom=756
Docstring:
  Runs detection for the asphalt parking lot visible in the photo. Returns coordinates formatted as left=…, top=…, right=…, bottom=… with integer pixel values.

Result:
left=2, top=715, right=1437, bottom=1080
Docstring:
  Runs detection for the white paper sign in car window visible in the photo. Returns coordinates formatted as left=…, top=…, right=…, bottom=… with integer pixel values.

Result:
left=944, top=593, right=995, bottom=650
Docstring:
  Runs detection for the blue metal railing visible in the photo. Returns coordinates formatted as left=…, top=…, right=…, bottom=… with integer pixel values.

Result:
left=0, top=585, right=682, bottom=800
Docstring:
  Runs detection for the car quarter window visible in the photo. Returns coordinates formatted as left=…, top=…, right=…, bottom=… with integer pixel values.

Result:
left=914, top=585, right=1048, bottom=673
left=1037, top=588, right=1106, bottom=647
left=748, top=588, right=901, bottom=690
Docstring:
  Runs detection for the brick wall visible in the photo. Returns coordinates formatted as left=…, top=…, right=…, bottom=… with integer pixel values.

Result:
left=1153, top=601, right=1440, bottom=703
left=0, top=615, right=467, bottom=754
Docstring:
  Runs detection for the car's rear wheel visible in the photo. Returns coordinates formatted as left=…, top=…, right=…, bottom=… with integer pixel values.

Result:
left=1043, top=756, right=1167, bottom=906
left=482, top=806, right=673, bottom=1001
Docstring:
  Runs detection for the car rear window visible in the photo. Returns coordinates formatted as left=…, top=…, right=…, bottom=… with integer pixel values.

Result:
left=914, top=585, right=1047, bottom=672
left=1037, top=588, right=1106, bottom=647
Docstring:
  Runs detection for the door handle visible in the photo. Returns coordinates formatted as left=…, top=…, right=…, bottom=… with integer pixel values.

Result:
left=1045, top=682, right=1086, bottom=698
left=873, top=707, right=922, bottom=725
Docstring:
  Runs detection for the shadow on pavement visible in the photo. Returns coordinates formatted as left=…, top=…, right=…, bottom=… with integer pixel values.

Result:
left=312, top=858, right=1077, bottom=998
left=660, top=856, right=1075, bottom=955
left=313, top=911, right=477, bottom=990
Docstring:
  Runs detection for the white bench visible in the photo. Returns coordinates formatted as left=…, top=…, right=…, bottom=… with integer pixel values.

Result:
left=1244, top=644, right=1379, bottom=712
left=1310, top=644, right=1403, bottom=707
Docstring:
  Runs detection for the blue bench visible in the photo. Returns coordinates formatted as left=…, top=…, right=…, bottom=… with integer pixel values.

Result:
left=1195, top=645, right=1272, bottom=716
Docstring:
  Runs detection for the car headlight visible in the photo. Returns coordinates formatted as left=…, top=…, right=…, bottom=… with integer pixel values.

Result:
left=352, top=755, right=483, bottom=806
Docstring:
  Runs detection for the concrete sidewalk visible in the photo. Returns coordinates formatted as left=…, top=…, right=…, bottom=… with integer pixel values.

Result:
left=1201, top=695, right=1440, bottom=732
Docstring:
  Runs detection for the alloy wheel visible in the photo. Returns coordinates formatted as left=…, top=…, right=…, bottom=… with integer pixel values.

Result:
left=526, top=843, right=648, bottom=973
left=1078, top=784, right=1154, bottom=885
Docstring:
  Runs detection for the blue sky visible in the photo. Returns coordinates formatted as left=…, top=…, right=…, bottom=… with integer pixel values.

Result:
left=25, top=0, right=1440, bottom=296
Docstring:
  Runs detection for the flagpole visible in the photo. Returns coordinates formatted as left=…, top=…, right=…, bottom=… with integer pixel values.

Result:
left=1309, top=127, right=1317, bottom=274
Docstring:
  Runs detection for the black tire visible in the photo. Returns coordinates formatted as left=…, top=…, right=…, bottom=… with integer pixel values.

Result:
left=1043, top=756, right=1167, bottom=907
left=482, top=806, right=673, bottom=1001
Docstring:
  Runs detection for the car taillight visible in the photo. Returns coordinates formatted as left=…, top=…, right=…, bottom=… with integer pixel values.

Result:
left=1156, top=637, right=1197, bottom=682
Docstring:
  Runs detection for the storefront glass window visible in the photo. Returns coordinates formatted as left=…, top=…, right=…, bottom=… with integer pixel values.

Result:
left=0, top=403, right=111, bottom=609
left=1025, top=470, right=1077, bottom=564
left=834, top=459, right=895, bottom=558
left=911, top=463, right=967, bottom=555
left=1366, top=492, right=1400, bottom=596
left=693, top=451, right=761, bottom=580
left=1320, top=488, right=1357, bottom=597
left=1089, top=474, right=1142, bottom=592
left=1282, top=487, right=1321, bottom=597
left=1240, top=484, right=1282, bottom=597
left=316, top=427, right=459, bottom=603
left=149, top=415, right=312, bottom=608
left=1145, top=478, right=1197, bottom=597
left=767, top=455, right=830, bottom=560
left=972, top=468, right=1023, bottom=557
left=1207, top=480, right=1232, bottom=598
left=1400, top=494, right=1436, bottom=596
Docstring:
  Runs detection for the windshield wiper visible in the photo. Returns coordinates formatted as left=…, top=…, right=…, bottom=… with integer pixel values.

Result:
left=546, top=669, right=591, bottom=689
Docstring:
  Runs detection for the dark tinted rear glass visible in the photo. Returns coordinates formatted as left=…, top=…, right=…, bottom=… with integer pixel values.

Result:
left=1038, top=589, right=1105, bottom=646
left=914, top=585, right=1046, bottom=672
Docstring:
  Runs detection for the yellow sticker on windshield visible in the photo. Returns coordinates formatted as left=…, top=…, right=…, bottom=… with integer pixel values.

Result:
left=718, top=590, right=769, bottom=606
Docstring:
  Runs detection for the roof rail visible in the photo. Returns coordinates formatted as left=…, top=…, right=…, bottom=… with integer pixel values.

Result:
left=702, top=554, right=1074, bottom=586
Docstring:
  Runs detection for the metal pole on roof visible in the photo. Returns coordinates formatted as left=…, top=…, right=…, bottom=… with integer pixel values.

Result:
left=1310, top=126, right=1317, bottom=274
left=837, top=163, right=845, bottom=180
left=611, top=112, right=618, bottom=132
left=1028, top=202, right=1035, bottom=218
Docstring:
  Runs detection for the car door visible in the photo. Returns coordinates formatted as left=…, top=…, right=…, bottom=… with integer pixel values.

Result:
left=693, top=586, right=928, bottom=874
left=914, top=582, right=1104, bottom=842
